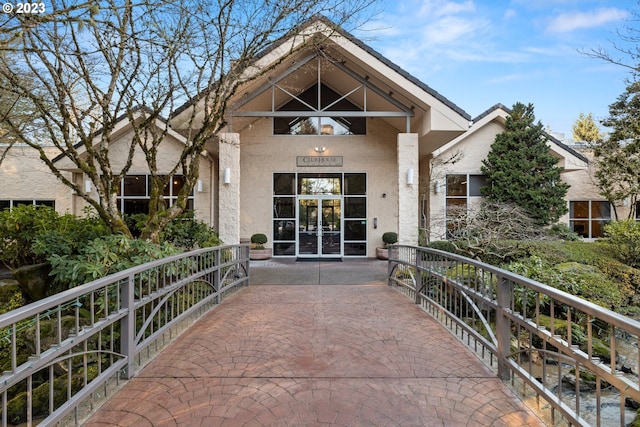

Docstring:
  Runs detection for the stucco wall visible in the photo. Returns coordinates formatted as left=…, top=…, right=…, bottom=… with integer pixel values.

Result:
left=101, top=130, right=213, bottom=224
left=0, top=145, right=73, bottom=213
left=428, top=123, right=500, bottom=240
left=0, top=131, right=214, bottom=226
left=237, top=117, right=400, bottom=256
left=561, top=156, right=631, bottom=221
left=428, top=121, right=607, bottom=240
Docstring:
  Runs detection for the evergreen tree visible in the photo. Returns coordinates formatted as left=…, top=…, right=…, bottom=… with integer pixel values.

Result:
left=481, top=103, right=570, bottom=225
left=591, top=80, right=640, bottom=220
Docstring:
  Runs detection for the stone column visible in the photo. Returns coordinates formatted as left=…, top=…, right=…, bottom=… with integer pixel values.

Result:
left=397, top=133, right=419, bottom=245
left=218, top=133, right=240, bottom=244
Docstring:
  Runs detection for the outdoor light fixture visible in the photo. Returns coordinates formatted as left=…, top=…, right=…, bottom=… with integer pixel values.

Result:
left=223, top=167, right=231, bottom=184
left=197, top=179, right=203, bottom=192
left=434, top=180, right=441, bottom=194
left=407, top=168, right=414, bottom=185
left=314, top=146, right=326, bottom=153
left=84, top=180, right=92, bottom=193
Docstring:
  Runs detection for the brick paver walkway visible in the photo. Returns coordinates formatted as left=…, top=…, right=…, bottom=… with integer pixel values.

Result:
left=85, top=279, right=545, bottom=426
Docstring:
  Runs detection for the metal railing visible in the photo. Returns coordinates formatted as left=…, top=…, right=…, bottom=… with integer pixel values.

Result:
left=0, top=244, right=249, bottom=427
left=388, top=244, right=640, bottom=427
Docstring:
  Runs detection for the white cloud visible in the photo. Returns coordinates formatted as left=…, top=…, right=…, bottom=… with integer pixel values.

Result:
left=421, top=16, right=482, bottom=45
left=503, top=9, right=517, bottom=20
left=546, top=8, right=630, bottom=33
left=414, top=0, right=476, bottom=19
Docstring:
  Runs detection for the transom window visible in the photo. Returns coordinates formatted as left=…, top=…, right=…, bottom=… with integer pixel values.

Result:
left=116, top=175, right=193, bottom=214
left=570, top=201, right=611, bottom=238
left=0, top=200, right=55, bottom=210
left=274, top=84, right=366, bottom=135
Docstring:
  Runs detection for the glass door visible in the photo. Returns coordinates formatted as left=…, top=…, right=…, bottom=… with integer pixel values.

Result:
left=321, top=199, right=341, bottom=256
left=297, top=197, right=342, bottom=257
left=298, top=198, right=319, bottom=255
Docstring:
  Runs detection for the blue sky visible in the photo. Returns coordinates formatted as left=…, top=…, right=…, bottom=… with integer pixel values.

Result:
left=355, top=0, right=636, bottom=139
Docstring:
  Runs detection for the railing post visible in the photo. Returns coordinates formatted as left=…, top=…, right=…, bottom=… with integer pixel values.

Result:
left=214, top=249, right=221, bottom=304
left=244, top=246, right=251, bottom=286
left=121, top=274, right=136, bottom=379
left=414, top=247, right=422, bottom=304
left=387, top=245, right=395, bottom=287
left=496, top=275, right=511, bottom=381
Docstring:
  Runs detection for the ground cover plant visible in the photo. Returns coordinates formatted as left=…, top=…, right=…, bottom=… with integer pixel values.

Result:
left=428, top=237, right=640, bottom=314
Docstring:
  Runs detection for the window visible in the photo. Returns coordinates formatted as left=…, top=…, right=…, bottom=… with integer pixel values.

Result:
left=343, top=173, right=367, bottom=256
left=636, top=201, right=640, bottom=221
left=273, top=173, right=296, bottom=256
left=569, top=201, right=611, bottom=238
left=0, top=200, right=55, bottom=210
left=445, top=174, right=487, bottom=238
left=117, top=175, right=193, bottom=214
left=274, top=84, right=366, bottom=135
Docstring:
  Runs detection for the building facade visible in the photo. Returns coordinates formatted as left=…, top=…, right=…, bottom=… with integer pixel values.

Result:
left=1, top=18, right=634, bottom=258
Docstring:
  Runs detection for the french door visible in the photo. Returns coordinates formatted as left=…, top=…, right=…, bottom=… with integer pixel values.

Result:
left=297, top=197, right=342, bottom=257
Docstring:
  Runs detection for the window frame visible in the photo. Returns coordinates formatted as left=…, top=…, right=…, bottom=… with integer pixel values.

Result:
left=569, top=200, right=611, bottom=239
left=272, top=172, right=367, bottom=257
left=116, top=175, right=194, bottom=214
left=273, top=83, right=367, bottom=136
left=0, top=200, right=56, bottom=210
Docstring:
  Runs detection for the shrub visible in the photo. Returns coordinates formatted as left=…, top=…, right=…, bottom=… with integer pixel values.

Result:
left=547, top=223, right=581, bottom=241
left=382, top=232, right=398, bottom=247
left=0, top=283, right=25, bottom=315
left=48, top=234, right=179, bottom=288
left=123, top=213, right=149, bottom=238
left=161, top=212, right=222, bottom=249
left=505, top=255, right=624, bottom=310
left=250, top=233, right=268, bottom=249
left=554, top=262, right=623, bottom=309
left=604, top=220, right=640, bottom=268
left=0, top=205, right=60, bottom=268
left=0, top=205, right=110, bottom=269
left=425, top=240, right=457, bottom=253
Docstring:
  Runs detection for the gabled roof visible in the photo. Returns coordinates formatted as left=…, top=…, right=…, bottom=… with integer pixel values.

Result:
left=287, top=16, right=471, bottom=120
left=471, top=103, right=589, bottom=164
left=434, top=103, right=589, bottom=169
left=171, top=15, right=471, bottom=153
left=52, top=109, right=190, bottom=166
left=172, top=15, right=470, bottom=123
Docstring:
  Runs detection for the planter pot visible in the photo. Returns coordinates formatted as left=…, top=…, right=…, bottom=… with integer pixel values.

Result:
left=250, top=248, right=272, bottom=260
left=376, top=247, right=388, bottom=260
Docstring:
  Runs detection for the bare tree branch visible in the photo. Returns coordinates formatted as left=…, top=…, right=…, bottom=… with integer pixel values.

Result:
left=0, top=0, right=376, bottom=239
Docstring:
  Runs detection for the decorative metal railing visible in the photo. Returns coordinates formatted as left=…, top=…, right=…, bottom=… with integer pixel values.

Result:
left=0, top=244, right=249, bottom=427
left=388, top=245, right=640, bottom=427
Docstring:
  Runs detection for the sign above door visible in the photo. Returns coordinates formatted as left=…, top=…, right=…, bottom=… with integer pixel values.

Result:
left=297, top=156, right=343, bottom=167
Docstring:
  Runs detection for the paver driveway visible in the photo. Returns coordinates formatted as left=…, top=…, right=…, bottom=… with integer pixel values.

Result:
left=85, top=263, right=545, bottom=426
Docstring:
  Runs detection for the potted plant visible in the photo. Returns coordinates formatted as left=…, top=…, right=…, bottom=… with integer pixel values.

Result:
left=249, top=233, right=272, bottom=260
left=376, top=231, right=398, bottom=260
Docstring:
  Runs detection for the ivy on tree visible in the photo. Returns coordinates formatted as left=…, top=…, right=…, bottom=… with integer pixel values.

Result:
left=481, top=102, right=569, bottom=225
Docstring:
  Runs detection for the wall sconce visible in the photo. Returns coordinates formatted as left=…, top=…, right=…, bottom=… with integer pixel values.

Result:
left=223, top=167, right=231, bottom=184
left=197, top=179, right=203, bottom=192
left=407, top=168, right=414, bottom=185
left=434, top=180, right=441, bottom=194
left=84, top=180, right=92, bottom=193
left=314, top=146, right=326, bottom=154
